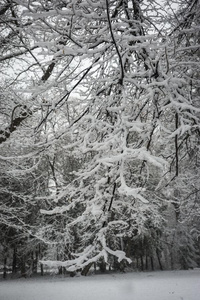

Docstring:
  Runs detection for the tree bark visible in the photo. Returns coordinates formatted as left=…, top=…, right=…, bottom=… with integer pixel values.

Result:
left=3, top=257, right=7, bottom=279
left=12, top=247, right=17, bottom=274
left=156, top=249, right=163, bottom=270
left=81, top=262, right=94, bottom=276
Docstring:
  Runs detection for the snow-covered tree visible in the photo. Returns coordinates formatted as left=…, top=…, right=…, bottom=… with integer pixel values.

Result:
left=0, top=0, right=200, bottom=276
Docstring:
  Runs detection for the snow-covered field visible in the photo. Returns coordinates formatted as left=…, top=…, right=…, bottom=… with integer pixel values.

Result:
left=0, top=269, right=199, bottom=300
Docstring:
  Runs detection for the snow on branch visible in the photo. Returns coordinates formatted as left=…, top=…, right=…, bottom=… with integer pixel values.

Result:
left=41, top=228, right=131, bottom=272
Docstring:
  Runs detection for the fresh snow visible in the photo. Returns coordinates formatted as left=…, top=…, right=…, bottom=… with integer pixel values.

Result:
left=0, top=270, right=200, bottom=300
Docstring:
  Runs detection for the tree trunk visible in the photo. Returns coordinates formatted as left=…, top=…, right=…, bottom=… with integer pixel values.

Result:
left=145, top=253, right=148, bottom=270
left=140, top=256, right=144, bottom=271
left=58, top=266, right=63, bottom=275
left=33, top=250, right=38, bottom=274
left=40, top=263, right=44, bottom=276
left=12, top=247, right=17, bottom=274
left=150, top=256, right=154, bottom=271
left=81, top=262, right=94, bottom=276
left=20, top=257, right=26, bottom=277
left=3, top=257, right=7, bottom=279
left=156, top=249, right=163, bottom=270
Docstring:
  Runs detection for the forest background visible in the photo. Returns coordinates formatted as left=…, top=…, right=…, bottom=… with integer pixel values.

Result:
left=0, top=0, right=200, bottom=278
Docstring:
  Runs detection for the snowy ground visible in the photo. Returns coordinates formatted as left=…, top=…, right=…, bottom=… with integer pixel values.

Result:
left=0, top=269, right=199, bottom=300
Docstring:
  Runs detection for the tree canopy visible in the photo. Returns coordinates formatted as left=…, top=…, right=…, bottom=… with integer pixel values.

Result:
left=0, top=0, right=200, bottom=277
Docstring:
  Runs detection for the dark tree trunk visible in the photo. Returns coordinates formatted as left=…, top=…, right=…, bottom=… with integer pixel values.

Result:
left=40, top=263, right=44, bottom=276
left=3, top=257, right=7, bottom=279
left=150, top=256, right=154, bottom=271
left=136, top=258, right=139, bottom=269
left=12, top=247, right=17, bottom=274
left=99, top=259, right=107, bottom=273
left=38, top=244, right=44, bottom=276
left=81, top=262, right=94, bottom=276
left=20, top=257, right=26, bottom=277
left=145, top=254, right=148, bottom=270
left=140, top=256, right=144, bottom=271
left=156, top=249, right=163, bottom=270
left=33, top=250, right=38, bottom=274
